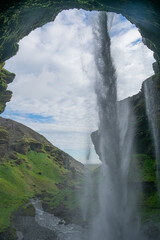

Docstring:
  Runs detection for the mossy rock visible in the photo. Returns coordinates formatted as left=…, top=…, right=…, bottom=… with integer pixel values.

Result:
left=144, top=192, right=160, bottom=209
left=13, top=138, right=43, bottom=154
left=0, top=126, right=9, bottom=144
left=0, top=68, right=15, bottom=114
left=0, top=90, right=12, bottom=114
left=0, top=69, right=15, bottom=85
left=44, top=144, right=56, bottom=152
left=137, top=154, right=156, bottom=183
left=12, top=139, right=30, bottom=155
left=29, top=140, right=43, bottom=152
left=23, top=204, right=35, bottom=216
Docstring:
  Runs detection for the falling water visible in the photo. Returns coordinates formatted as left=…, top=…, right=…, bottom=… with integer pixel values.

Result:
left=88, top=12, right=144, bottom=240
left=144, top=76, right=160, bottom=195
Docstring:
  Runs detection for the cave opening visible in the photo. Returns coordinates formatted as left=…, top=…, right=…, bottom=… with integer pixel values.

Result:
left=0, top=5, right=160, bottom=239
left=1, top=9, right=155, bottom=165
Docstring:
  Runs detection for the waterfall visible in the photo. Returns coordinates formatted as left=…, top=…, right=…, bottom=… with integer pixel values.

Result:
left=89, top=12, right=145, bottom=240
left=144, top=76, right=160, bottom=195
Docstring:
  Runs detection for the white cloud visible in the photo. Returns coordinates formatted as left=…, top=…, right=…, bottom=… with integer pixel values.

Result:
left=3, top=10, right=155, bottom=163
left=109, top=13, right=155, bottom=100
left=4, top=9, right=98, bottom=163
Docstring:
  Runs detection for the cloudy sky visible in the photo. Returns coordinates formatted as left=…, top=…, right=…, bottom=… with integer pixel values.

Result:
left=2, top=9, right=155, bottom=164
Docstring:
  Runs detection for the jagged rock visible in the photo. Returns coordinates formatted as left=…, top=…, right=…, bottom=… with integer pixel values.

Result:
left=0, top=68, right=15, bottom=113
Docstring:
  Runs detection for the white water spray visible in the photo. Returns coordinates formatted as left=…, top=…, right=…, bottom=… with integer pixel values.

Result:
left=88, top=12, right=145, bottom=240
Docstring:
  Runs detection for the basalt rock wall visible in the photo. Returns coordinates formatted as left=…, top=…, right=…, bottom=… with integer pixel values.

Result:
left=92, top=73, right=160, bottom=161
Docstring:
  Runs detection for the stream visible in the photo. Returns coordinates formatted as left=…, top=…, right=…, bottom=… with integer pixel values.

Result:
left=14, top=199, right=85, bottom=240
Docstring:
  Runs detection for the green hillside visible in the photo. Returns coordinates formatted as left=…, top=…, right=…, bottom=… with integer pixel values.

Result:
left=0, top=117, right=84, bottom=234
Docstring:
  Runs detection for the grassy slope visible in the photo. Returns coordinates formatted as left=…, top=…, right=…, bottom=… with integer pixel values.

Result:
left=0, top=117, right=84, bottom=232
left=135, top=154, right=160, bottom=222
left=0, top=150, right=77, bottom=232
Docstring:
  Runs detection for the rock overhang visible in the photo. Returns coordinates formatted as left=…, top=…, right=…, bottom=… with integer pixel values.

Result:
left=0, top=0, right=160, bottom=113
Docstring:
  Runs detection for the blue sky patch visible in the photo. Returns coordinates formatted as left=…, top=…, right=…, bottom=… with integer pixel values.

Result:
left=1, top=111, right=54, bottom=123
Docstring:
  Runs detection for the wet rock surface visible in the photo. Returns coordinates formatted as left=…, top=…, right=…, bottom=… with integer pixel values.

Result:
left=12, top=199, right=85, bottom=240
left=13, top=216, right=58, bottom=240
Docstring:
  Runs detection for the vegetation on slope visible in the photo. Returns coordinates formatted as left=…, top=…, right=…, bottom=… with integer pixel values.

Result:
left=0, top=117, right=84, bottom=233
left=0, top=150, right=62, bottom=231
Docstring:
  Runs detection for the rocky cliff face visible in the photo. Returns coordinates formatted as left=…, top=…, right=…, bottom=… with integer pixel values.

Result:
left=92, top=73, right=160, bottom=159
left=0, top=64, right=15, bottom=114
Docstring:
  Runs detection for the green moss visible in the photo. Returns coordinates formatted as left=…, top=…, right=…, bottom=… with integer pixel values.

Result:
left=136, top=154, right=156, bottom=183
left=0, top=69, right=15, bottom=84
left=26, top=151, right=64, bottom=182
left=141, top=191, right=160, bottom=223
left=47, top=188, right=77, bottom=210
left=0, top=67, right=15, bottom=114
left=144, top=192, right=160, bottom=208
left=130, top=154, right=160, bottom=222
left=0, top=104, right=4, bottom=113
left=13, top=137, right=45, bottom=154
left=0, top=126, right=9, bottom=144
left=0, top=62, right=5, bottom=70
left=0, top=150, right=71, bottom=232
